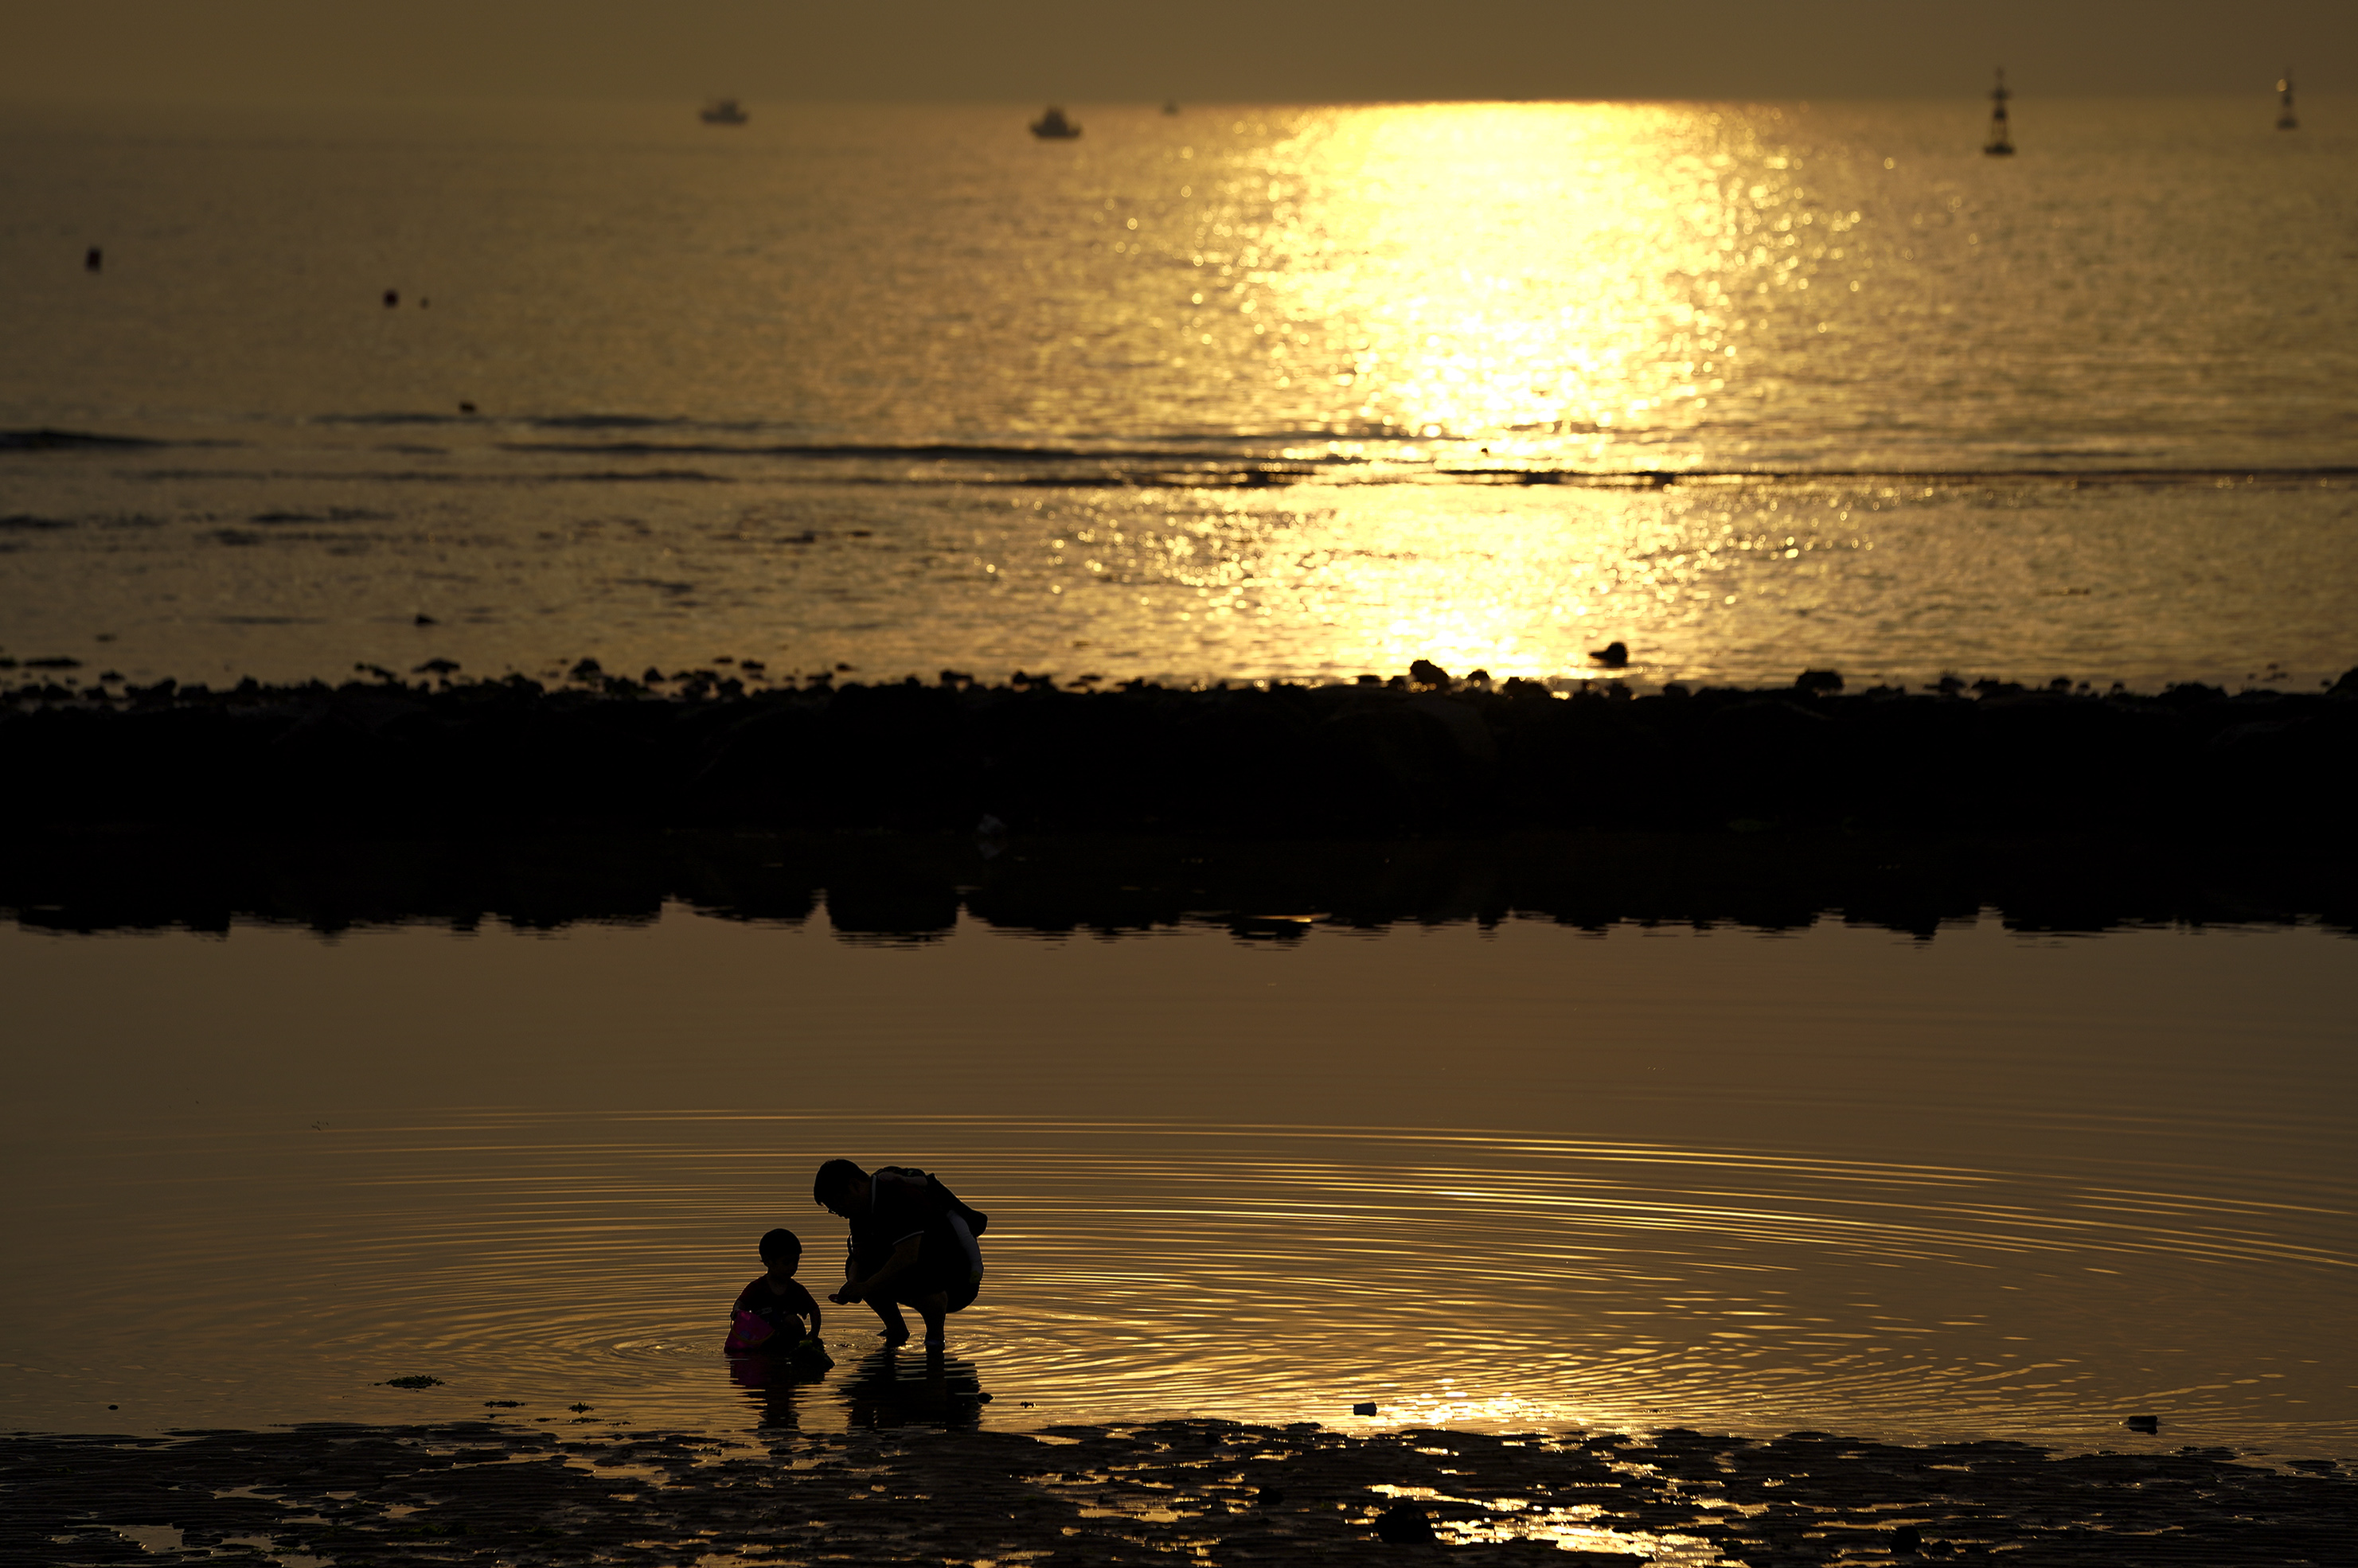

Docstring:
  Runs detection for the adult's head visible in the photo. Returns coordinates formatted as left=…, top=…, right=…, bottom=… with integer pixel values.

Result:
left=813, top=1158, right=868, bottom=1216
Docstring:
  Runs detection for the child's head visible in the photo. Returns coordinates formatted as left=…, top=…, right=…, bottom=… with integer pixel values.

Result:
left=758, top=1227, right=802, bottom=1277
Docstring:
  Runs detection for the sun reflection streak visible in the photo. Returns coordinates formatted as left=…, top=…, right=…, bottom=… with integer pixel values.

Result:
left=1161, top=103, right=1861, bottom=462
left=984, top=484, right=1889, bottom=685
left=997, top=100, right=1930, bottom=682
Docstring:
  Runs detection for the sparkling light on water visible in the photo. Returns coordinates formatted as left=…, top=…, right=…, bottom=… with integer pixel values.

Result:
left=2, top=98, right=2352, bottom=685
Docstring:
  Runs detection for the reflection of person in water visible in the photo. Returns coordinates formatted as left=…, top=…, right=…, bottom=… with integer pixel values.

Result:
left=728, top=1344, right=822, bottom=1429
left=837, top=1344, right=991, bottom=1430
left=813, top=1160, right=987, bottom=1349
left=724, top=1227, right=831, bottom=1365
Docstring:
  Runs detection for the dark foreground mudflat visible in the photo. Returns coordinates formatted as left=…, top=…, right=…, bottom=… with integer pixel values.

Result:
left=7, top=1417, right=2352, bottom=1566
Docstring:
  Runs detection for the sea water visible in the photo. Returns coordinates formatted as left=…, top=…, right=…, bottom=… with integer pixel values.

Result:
left=2, top=909, right=2352, bottom=1449
left=4, top=97, right=2354, bottom=1457
left=2, top=97, right=2353, bottom=690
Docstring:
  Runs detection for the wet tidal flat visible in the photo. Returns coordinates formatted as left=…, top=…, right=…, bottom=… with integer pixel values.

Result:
left=3, top=907, right=2352, bottom=1461
left=8, top=1416, right=2355, bottom=1566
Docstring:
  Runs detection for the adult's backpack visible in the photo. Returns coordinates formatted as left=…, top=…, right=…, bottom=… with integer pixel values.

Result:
left=879, top=1165, right=989, bottom=1236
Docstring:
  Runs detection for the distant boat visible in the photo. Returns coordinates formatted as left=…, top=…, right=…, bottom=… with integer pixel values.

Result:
left=700, top=99, right=749, bottom=127
left=1983, top=68, right=2014, bottom=156
left=1030, top=106, right=1081, bottom=139
left=2277, top=68, right=2298, bottom=131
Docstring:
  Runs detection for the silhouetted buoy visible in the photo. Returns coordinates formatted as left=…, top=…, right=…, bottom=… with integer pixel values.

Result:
left=84, top=246, right=103, bottom=273
left=383, top=288, right=400, bottom=308
left=1590, top=641, right=1630, bottom=668
left=1984, top=68, right=2015, bottom=156
left=458, top=401, right=477, bottom=415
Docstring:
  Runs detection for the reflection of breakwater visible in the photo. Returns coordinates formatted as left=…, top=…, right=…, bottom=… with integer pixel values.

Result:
left=5, top=826, right=2352, bottom=942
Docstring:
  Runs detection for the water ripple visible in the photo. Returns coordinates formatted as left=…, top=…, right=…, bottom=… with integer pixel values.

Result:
left=11, top=1114, right=2349, bottom=1445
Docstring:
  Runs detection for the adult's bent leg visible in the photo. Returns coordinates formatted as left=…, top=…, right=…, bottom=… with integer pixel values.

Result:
left=867, top=1297, right=911, bottom=1344
left=915, top=1290, right=949, bottom=1348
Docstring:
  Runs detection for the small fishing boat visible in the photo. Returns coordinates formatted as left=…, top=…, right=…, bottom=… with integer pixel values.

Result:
left=1030, top=106, right=1081, bottom=139
left=700, top=98, right=749, bottom=126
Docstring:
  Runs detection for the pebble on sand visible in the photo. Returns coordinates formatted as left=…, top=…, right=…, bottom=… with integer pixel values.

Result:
left=1371, top=1501, right=1438, bottom=1544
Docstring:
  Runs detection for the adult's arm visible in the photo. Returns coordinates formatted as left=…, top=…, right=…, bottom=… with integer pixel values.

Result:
left=833, top=1234, right=923, bottom=1303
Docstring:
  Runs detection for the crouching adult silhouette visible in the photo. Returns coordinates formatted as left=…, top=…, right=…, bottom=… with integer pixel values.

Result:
left=813, top=1159, right=988, bottom=1350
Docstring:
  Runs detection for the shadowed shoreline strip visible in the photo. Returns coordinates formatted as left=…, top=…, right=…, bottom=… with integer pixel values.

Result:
left=6, top=669, right=2354, bottom=938
left=6, top=668, right=2354, bottom=841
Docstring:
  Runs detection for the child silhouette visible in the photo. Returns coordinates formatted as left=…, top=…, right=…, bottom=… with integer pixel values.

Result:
left=724, top=1228, right=831, bottom=1366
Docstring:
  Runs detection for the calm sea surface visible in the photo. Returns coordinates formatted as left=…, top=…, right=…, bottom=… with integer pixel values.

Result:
left=4, top=910, right=2352, bottom=1452
left=2, top=97, right=2354, bottom=689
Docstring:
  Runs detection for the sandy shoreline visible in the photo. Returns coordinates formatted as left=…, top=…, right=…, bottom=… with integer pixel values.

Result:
left=8, top=1413, right=2352, bottom=1566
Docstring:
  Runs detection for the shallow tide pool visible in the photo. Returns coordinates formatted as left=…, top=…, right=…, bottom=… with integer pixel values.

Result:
left=2, top=907, right=2351, bottom=1453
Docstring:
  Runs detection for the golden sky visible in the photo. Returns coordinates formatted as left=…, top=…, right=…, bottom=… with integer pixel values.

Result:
left=0, top=0, right=2346, bottom=104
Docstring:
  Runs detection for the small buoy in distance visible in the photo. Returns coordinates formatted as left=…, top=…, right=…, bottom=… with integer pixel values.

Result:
left=1351, top=1401, right=1377, bottom=1415
left=383, top=288, right=400, bottom=307
left=85, top=246, right=103, bottom=272
left=419, top=296, right=430, bottom=308
left=2125, top=1414, right=2161, bottom=1433
left=458, top=401, right=477, bottom=415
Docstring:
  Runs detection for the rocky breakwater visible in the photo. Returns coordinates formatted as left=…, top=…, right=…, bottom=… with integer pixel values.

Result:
left=5, top=667, right=2354, bottom=841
